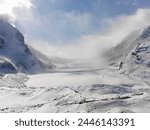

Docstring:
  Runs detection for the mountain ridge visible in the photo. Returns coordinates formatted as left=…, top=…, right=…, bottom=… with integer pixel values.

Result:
left=0, top=20, right=54, bottom=74
left=107, top=25, right=150, bottom=77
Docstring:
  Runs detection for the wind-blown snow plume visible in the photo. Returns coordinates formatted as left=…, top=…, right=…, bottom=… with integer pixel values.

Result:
left=30, top=9, right=150, bottom=65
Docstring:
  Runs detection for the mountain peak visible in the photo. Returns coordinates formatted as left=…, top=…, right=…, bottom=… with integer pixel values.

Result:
left=0, top=20, right=53, bottom=74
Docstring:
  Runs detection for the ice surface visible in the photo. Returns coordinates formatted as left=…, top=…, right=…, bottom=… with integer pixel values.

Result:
left=0, top=67, right=149, bottom=113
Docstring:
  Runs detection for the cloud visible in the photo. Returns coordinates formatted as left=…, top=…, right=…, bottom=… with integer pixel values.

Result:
left=15, top=10, right=100, bottom=43
left=103, top=8, right=150, bottom=44
left=1, top=0, right=150, bottom=66
left=30, top=8, right=150, bottom=65
left=117, top=0, right=139, bottom=5
left=0, top=0, right=32, bottom=23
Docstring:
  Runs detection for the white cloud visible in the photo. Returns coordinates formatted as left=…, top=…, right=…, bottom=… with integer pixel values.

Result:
left=30, top=9, right=150, bottom=65
left=1, top=0, right=150, bottom=66
left=16, top=8, right=100, bottom=43
left=117, top=0, right=139, bottom=5
left=0, top=0, right=32, bottom=22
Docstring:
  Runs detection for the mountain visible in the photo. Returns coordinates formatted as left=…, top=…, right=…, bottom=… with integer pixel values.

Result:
left=0, top=58, right=17, bottom=74
left=107, top=26, right=150, bottom=77
left=28, top=45, right=56, bottom=70
left=0, top=20, right=53, bottom=74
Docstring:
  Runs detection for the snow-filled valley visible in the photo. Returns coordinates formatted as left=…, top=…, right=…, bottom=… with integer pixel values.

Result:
left=1, top=19, right=150, bottom=113
left=0, top=67, right=150, bottom=113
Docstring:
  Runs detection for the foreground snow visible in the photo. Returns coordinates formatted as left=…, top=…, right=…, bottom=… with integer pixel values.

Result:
left=0, top=67, right=150, bottom=113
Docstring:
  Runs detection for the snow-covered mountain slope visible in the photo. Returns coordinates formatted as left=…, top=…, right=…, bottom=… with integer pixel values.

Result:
left=0, top=20, right=54, bottom=74
left=107, top=26, right=150, bottom=77
left=106, top=30, right=141, bottom=65
left=0, top=58, right=17, bottom=74
left=28, top=46, right=56, bottom=70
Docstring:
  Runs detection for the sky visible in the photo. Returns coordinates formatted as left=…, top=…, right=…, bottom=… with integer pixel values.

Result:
left=13, top=0, right=150, bottom=43
left=0, top=0, right=150, bottom=63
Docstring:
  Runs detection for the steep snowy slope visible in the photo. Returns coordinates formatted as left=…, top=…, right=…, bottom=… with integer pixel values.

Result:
left=0, top=20, right=53, bottom=74
left=0, top=58, right=17, bottom=74
left=107, top=26, right=150, bottom=77
left=106, top=30, right=141, bottom=65
left=28, top=46, right=56, bottom=70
